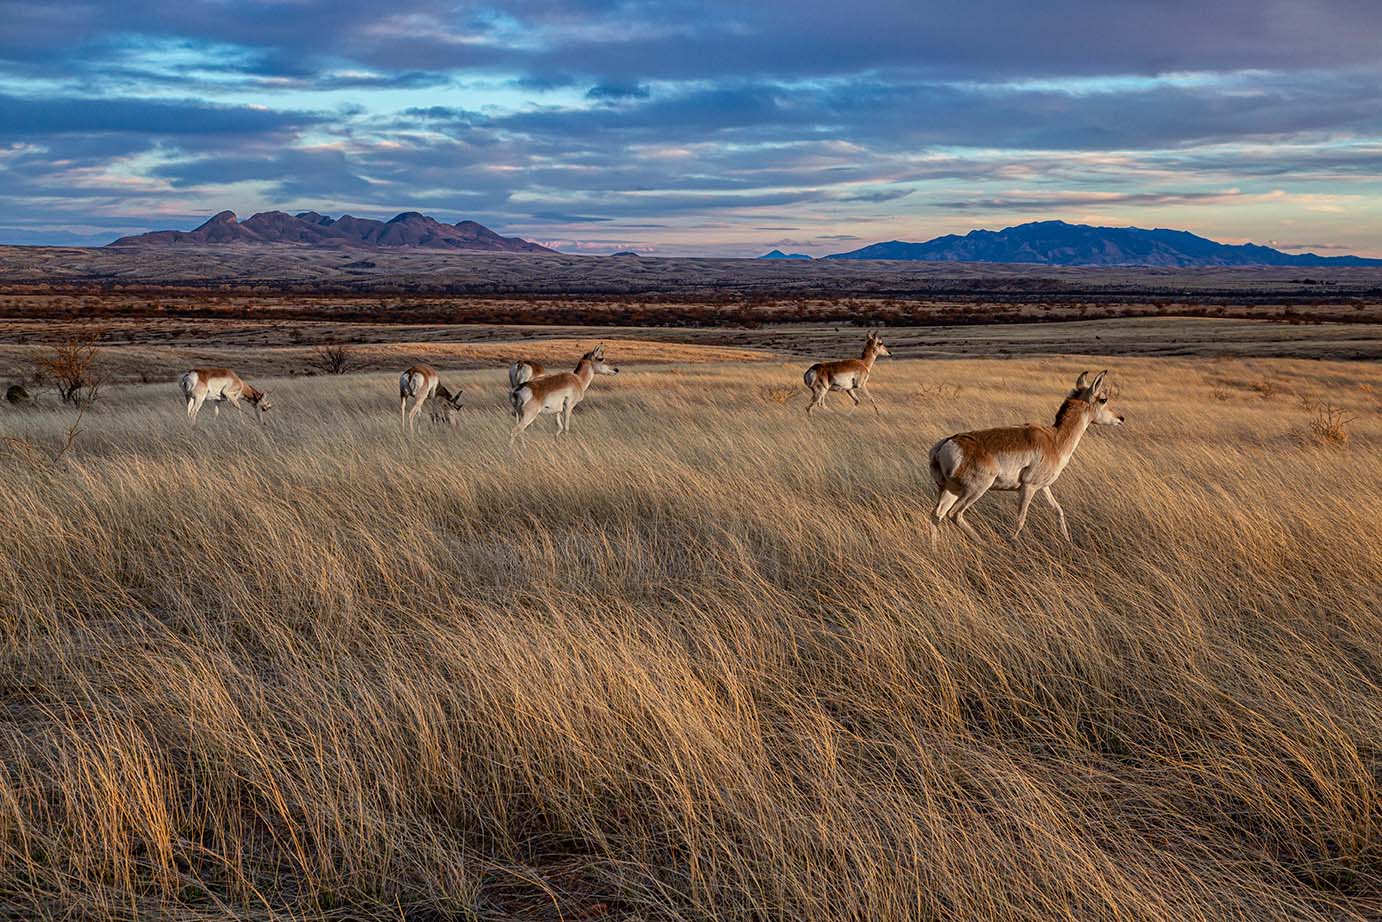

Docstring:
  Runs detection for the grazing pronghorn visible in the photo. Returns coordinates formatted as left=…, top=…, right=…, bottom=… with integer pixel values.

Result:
left=928, top=370, right=1124, bottom=543
left=509, top=344, right=618, bottom=446
left=803, top=330, right=891, bottom=415
left=508, top=360, right=545, bottom=389
left=399, top=364, right=462, bottom=433
left=179, top=368, right=272, bottom=425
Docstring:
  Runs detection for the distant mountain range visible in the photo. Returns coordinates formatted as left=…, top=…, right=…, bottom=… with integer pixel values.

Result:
left=758, top=249, right=812, bottom=260
left=110, top=210, right=554, bottom=253
left=823, top=221, right=1382, bottom=267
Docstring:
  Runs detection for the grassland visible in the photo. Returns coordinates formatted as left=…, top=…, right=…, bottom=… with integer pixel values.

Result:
left=1, top=344, right=1379, bottom=920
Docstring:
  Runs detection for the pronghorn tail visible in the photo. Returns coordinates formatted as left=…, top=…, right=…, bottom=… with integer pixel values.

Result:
left=177, top=370, right=198, bottom=399
left=509, top=385, right=529, bottom=420
left=929, top=437, right=962, bottom=488
left=803, top=363, right=823, bottom=390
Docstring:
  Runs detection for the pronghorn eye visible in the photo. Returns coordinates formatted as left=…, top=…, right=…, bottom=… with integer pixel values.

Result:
left=1098, top=397, right=1109, bottom=404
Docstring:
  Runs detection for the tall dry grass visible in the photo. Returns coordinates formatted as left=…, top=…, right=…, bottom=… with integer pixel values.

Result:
left=0, top=356, right=1379, bottom=920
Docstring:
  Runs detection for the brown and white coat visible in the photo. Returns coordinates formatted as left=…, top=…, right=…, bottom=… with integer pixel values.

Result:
left=509, top=344, right=618, bottom=445
left=803, top=331, right=890, bottom=415
left=179, top=368, right=272, bottom=424
left=928, top=370, right=1124, bottom=542
left=399, top=364, right=462, bottom=432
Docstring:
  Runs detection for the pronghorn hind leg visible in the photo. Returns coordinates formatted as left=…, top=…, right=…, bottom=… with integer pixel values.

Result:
left=408, top=395, right=426, bottom=434
left=1013, top=483, right=1037, bottom=538
left=931, top=487, right=961, bottom=545
left=510, top=404, right=540, bottom=448
left=950, top=475, right=996, bottom=539
left=400, top=395, right=409, bottom=432
left=1042, top=486, right=1071, bottom=542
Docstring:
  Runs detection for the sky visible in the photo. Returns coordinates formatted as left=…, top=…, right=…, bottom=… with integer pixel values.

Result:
left=2, top=1, right=1382, bottom=256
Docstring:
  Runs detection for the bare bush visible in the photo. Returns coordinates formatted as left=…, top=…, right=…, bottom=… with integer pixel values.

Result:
left=1305, top=402, right=1356, bottom=447
left=308, top=343, right=357, bottom=375
left=33, top=330, right=107, bottom=406
left=761, top=384, right=797, bottom=404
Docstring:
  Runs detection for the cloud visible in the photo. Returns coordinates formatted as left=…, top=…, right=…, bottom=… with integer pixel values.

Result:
left=2, top=1, right=1382, bottom=255
left=0, top=93, right=324, bottom=139
left=586, top=82, right=650, bottom=100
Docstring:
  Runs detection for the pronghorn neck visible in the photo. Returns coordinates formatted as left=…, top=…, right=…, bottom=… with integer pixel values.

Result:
left=861, top=342, right=878, bottom=368
left=572, top=358, right=597, bottom=391
left=1052, top=397, right=1094, bottom=462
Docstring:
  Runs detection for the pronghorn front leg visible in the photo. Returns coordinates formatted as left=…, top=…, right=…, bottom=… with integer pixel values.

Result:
left=1042, top=486, right=1071, bottom=542
left=861, top=383, right=881, bottom=416
left=1013, top=483, right=1037, bottom=537
left=847, top=389, right=861, bottom=410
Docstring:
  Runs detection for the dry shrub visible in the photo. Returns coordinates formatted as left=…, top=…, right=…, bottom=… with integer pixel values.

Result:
left=34, top=329, right=107, bottom=405
left=762, top=384, right=797, bottom=404
left=1250, top=377, right=1279, bottom=399
left=914, top=382, right=961, bottom=402
left=1304, top=402, right=1355, bottom=447
left=308, top=342, right=356, bottom=375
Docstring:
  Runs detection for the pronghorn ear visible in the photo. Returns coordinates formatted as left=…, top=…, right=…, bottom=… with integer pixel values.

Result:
left=1090, top=370, right=1108, bottom=394
left=1075, top=371, right=1090, bottom=390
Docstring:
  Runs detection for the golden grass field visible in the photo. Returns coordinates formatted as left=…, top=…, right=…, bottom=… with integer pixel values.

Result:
left=1, top=345, right=1380, bottom=920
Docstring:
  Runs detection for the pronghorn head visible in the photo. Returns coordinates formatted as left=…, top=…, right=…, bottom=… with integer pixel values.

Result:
left=250, top=390, right=273, bottom=415
left=1072, top=370, right=1124, bottom=426
left=867, top=330, right=891, bottom=357
left=583, top=343, right=619, bottom=376
left=437, top=384, right=464, bottom=409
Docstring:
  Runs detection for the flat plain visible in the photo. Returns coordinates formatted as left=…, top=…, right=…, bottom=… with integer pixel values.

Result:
left=1, top=256, right=1380, bottom=920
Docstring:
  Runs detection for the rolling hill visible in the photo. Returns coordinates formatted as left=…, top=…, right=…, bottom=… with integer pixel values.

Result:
left=825, top=220, right=1382, bottom=267
left=110, top=210, right=554, bottom=253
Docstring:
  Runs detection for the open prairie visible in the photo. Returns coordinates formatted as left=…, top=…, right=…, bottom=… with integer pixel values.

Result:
left=1, top=341, right=1379, bottom=920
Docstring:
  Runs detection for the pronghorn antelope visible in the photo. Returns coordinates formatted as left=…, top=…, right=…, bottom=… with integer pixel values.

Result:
left=509, top=344, right=618, bottom=446
left=803, top=330, right=890, bottom=415
left=399, top=364, right=463, bottom=433
left=179, top=368, right=272, bottom=425
left=508, top=360, right=545, bottom=389
left=928, top=370, right=1124, bottom=542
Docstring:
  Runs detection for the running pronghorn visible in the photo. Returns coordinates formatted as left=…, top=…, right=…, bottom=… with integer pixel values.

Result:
left=399, top=364, right=463, bottom=433
left=803, top=330, right=890, bottom=415
left=928, top=370, right=1124, bottom=543
left=509, top=344, right=618, bottom=446
left=179, top=368, right=272, bottom=425
left=508, top=360, right=545, bottom=389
